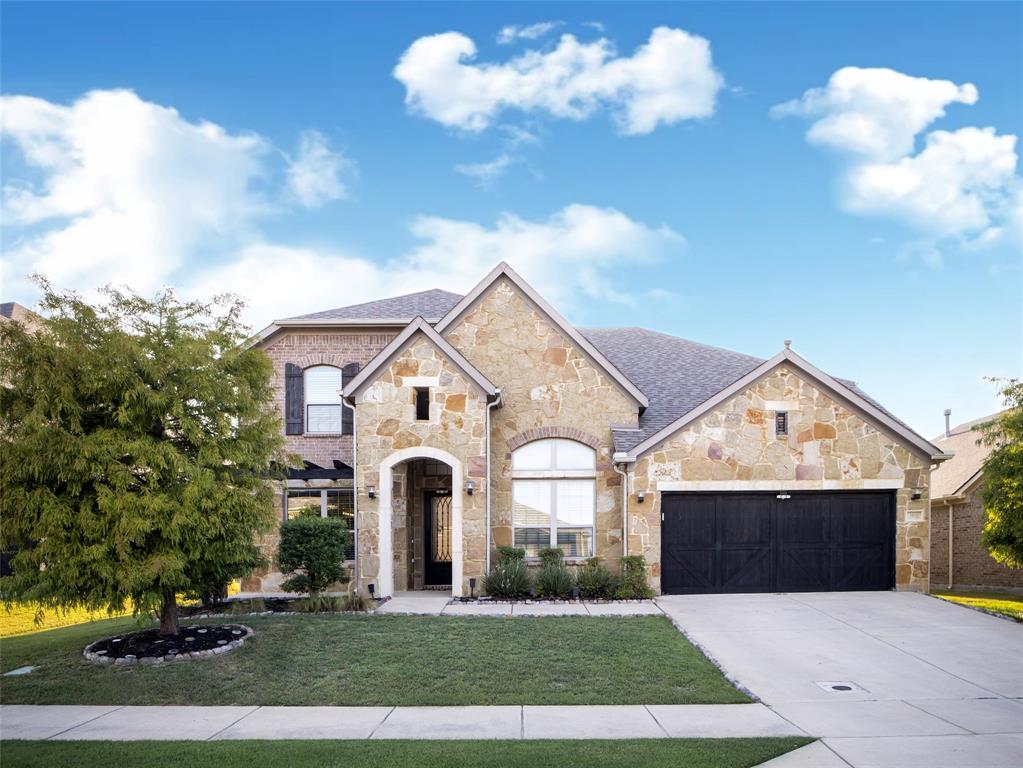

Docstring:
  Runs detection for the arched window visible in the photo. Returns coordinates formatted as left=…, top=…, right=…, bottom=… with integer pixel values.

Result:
left=304, top=365, right=343, bottom=434
left=512, top=438, right=595, bottom=558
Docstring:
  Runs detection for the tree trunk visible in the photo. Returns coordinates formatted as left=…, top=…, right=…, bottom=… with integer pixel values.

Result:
left=159, top=592, right=179, bottom=636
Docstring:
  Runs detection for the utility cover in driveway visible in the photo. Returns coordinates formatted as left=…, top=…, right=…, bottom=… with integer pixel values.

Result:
left=661, top=492, right=895, bottom=593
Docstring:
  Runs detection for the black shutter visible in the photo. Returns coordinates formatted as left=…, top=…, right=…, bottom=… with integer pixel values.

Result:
left=285, top=363, right=304, bottom=435
left=341, top=362, right=360, bottom=435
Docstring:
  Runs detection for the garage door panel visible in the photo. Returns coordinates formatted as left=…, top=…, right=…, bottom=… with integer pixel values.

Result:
left=662, top=492, right=894, bottom=594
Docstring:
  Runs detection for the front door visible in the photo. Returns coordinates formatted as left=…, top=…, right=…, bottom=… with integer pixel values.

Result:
left=423, top=490, right=453, bottom=587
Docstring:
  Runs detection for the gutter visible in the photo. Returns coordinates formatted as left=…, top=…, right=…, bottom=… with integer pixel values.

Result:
left=485, top=389, right=503, bottom=575
left=612, top=452, right=636, bottom=558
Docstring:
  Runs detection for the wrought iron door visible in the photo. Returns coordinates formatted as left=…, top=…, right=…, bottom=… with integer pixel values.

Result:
left=424, top=491, right=453, bottom=586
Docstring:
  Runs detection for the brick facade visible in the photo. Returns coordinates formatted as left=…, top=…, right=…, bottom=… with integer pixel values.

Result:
left=930, top=483, right=1023, bottom=591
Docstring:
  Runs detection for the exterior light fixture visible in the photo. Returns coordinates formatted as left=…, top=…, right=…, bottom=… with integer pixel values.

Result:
left=637, top=491, right=646, bottom=503
left=465, top=480, right=475, bottom=495
left=469, top=577, right=477, bottom=597
left=367, top=485, right=376, bottom=499
left=776, top=493, right=792, bottom=500
left=911, top=488, right=923, bottom=500
left=571, top=586, right=580, bottom=600
left=367, top=583, right=375, bottom=598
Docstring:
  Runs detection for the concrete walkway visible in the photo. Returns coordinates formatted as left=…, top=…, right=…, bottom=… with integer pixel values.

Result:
left=657, top=592, right=1023, bottom=768
left=0, top=703, right=802, bottom=741
left=374, top=592, right=664, bottom=616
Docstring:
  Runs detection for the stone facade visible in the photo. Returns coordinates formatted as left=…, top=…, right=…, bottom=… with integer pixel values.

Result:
left=629, top=366, right=932, bottom=593
left=930, top=483, right=1023, bottom=591
left=353, top=336, right=489, bottom=595
left=444, top=277, right=639, bottom=566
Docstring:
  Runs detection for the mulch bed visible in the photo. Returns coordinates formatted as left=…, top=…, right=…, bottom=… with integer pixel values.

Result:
left=83, top=624, right=252, bottom=665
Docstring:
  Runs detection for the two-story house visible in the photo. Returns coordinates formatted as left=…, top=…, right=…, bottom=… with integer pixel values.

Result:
left=244, top=262, right=949, bottom=597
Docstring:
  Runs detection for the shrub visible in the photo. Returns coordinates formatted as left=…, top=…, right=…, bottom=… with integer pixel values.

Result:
left=497, top=545, right=526, bottom=562
left=576, top=557, right=619, bottom=599
left=277, top=517, right=351, bottom=598
left=483, top=558, right=532, bottom=599
left=228, top=597, right=266, bottom=615
left=294, top=594, right=345, bottom=613
left=341, top=582, right=371, bottom=612
left=538, top=547, right=564, bottom=567
left=616, top=555, right=654, bottom=599
left=535, top=562, right=575, bottom=598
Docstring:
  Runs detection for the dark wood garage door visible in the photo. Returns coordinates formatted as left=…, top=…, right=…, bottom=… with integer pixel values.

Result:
left=661, top=492, right=895, bottom=594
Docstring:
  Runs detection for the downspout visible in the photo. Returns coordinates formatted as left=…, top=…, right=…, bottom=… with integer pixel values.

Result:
left=612, top=453, right=632, bottom=558
left=485, top=389, right=502, bottom=575
left=347, top=395, right=360, bottom=592
left=948, top=503, right=953, bottom=590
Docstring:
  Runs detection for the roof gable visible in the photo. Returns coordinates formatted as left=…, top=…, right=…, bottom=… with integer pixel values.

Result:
left=343, top=317, right=497, bottom=402
left=930, top=412, right=1000, bottom=498
left=620, top=347, right=948, bottom=462
left=434, top=262, right=648, bottom=409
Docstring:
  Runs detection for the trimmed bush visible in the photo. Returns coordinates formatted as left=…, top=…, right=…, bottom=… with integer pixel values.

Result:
left=576, top=557, right=619, bottom=599
left=538, top=547, right=564, bottom=567
left=277, top=517, right=351, bottom=598
left=497, top=545, right=526, bottom=562
left=483, top=557, right=532, bottom=599
left=616, top=555, right=654, bottom=599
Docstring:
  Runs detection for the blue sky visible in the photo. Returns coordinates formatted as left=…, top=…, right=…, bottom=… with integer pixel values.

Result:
left=1, top=1, right=1020, bottom=438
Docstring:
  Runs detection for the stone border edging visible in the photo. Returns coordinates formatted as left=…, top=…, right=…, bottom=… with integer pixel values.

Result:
left=83, top=624, right=255, bottom=666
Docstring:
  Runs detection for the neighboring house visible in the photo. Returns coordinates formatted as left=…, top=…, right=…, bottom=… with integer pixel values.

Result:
left=245, top=263, right=949, bottom=596
left=929, top=412, right=1023, bottom=591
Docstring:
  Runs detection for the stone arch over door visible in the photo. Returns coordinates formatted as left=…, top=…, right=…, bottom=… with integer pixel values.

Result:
left=377, top=446, right=464, bottom=598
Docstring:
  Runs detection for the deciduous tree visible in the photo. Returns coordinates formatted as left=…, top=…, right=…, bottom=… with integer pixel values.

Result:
left=978, top=379, right=1023, bottom=569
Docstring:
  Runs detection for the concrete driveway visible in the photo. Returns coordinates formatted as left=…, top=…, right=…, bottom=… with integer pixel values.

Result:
left=657, top=591, right=1023, bottom=768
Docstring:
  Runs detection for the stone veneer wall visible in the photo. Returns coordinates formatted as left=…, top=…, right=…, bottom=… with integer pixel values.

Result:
left=354, top=336, right=489, bottom=594
left=629, top=365, right=932, bottom=593
left=260, top=329, right=397, bottom=466
left=443, top=277, right=639, bottom=565
left=930, top=487, right=1023, bottom=591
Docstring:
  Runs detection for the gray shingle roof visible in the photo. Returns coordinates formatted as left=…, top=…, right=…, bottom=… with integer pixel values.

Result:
left=580, top=327, right=915, bottom=453
left=282, top=289, right=463, bottom=322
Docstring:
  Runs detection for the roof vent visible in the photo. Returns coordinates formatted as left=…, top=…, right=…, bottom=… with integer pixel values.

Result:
left=944, top=408, right=952, bottom=439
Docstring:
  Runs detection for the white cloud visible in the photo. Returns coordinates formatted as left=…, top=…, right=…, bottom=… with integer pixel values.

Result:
left=497, top=22, right=561, bottom=45
left=454, top=153, right=515, bottom=187
left=286, top=130, right=354, bottom=208
left=771, top=67, right=978, bottom=160
left=186, top=204, right=685, bottom=327
left=1, top=89, right=268, bottom=295
left=394, top=26, right=725, bottom=135
left=773, top=67, right=1019, bottom=247
left=845, top=127, right=1018, bottom=238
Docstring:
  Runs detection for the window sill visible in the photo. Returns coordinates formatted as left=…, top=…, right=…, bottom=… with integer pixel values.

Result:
left=301, top=433, right=345, bottom=438
left=524, top=557, right=593, bottom=565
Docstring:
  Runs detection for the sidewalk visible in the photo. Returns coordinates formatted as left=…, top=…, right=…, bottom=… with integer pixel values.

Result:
left=0, top=703, right=804, bottom=741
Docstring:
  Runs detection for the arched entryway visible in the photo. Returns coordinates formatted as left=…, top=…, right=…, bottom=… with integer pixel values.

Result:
left=376, top=446, right=464, bottom=597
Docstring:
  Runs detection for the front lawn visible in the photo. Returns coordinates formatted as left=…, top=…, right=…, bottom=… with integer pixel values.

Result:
left=0, top=739, right=812, bottom=768
left=933, top=589, right=1023, bottom=622
left=0, top=614, right=747, bottom=705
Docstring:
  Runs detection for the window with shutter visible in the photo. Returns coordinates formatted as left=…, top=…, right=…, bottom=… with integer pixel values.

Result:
left=304, top=365, right=343, bottom=434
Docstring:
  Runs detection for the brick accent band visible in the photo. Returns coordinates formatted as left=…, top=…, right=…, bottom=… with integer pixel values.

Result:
left=506, top=426, right=603, bottom=452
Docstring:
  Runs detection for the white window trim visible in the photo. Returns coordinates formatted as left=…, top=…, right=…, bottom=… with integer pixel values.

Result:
left=512, top=439, right=596, bottom=559
left=304, top=365, right=344, bottom=434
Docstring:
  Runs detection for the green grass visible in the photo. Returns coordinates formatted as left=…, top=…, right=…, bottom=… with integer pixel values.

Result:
left=0, top=739, right=813, bottom=768
left=0, top=614, right=748, bottom=705
left=933, top=589, right=1023, bottom=622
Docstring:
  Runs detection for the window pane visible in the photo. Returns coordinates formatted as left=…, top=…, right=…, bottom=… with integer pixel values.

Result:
left=512, top=440, right=553, bottom=471
left=326, top=489, right=355, bottom=561
left=513, top=480, right=552, bottom=526
left=307, top=404, right=341, bottom=433
left=557, top=528, right=593, bottom=558
left=514, top=527, right=550, bottom=557
left=554, top=439, right=595, bottom=470
left=286, top=491, right=321, bottom=520
left=555, top=479, right=595, bottom=527
left=305, top=366, right=343, bottom=405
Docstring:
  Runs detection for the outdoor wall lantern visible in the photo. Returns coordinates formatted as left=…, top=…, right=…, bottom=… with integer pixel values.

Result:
left=911, top=487, right=923, bottom=500
left=367, top=484, right=377, bottom=499
left=469, top=577, right=477, bottom=597
left=465, top=480, right=475, bottom=496
left=636, top=491, right=646, bottom=503
left=367, top=583, right=375, bottom=598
